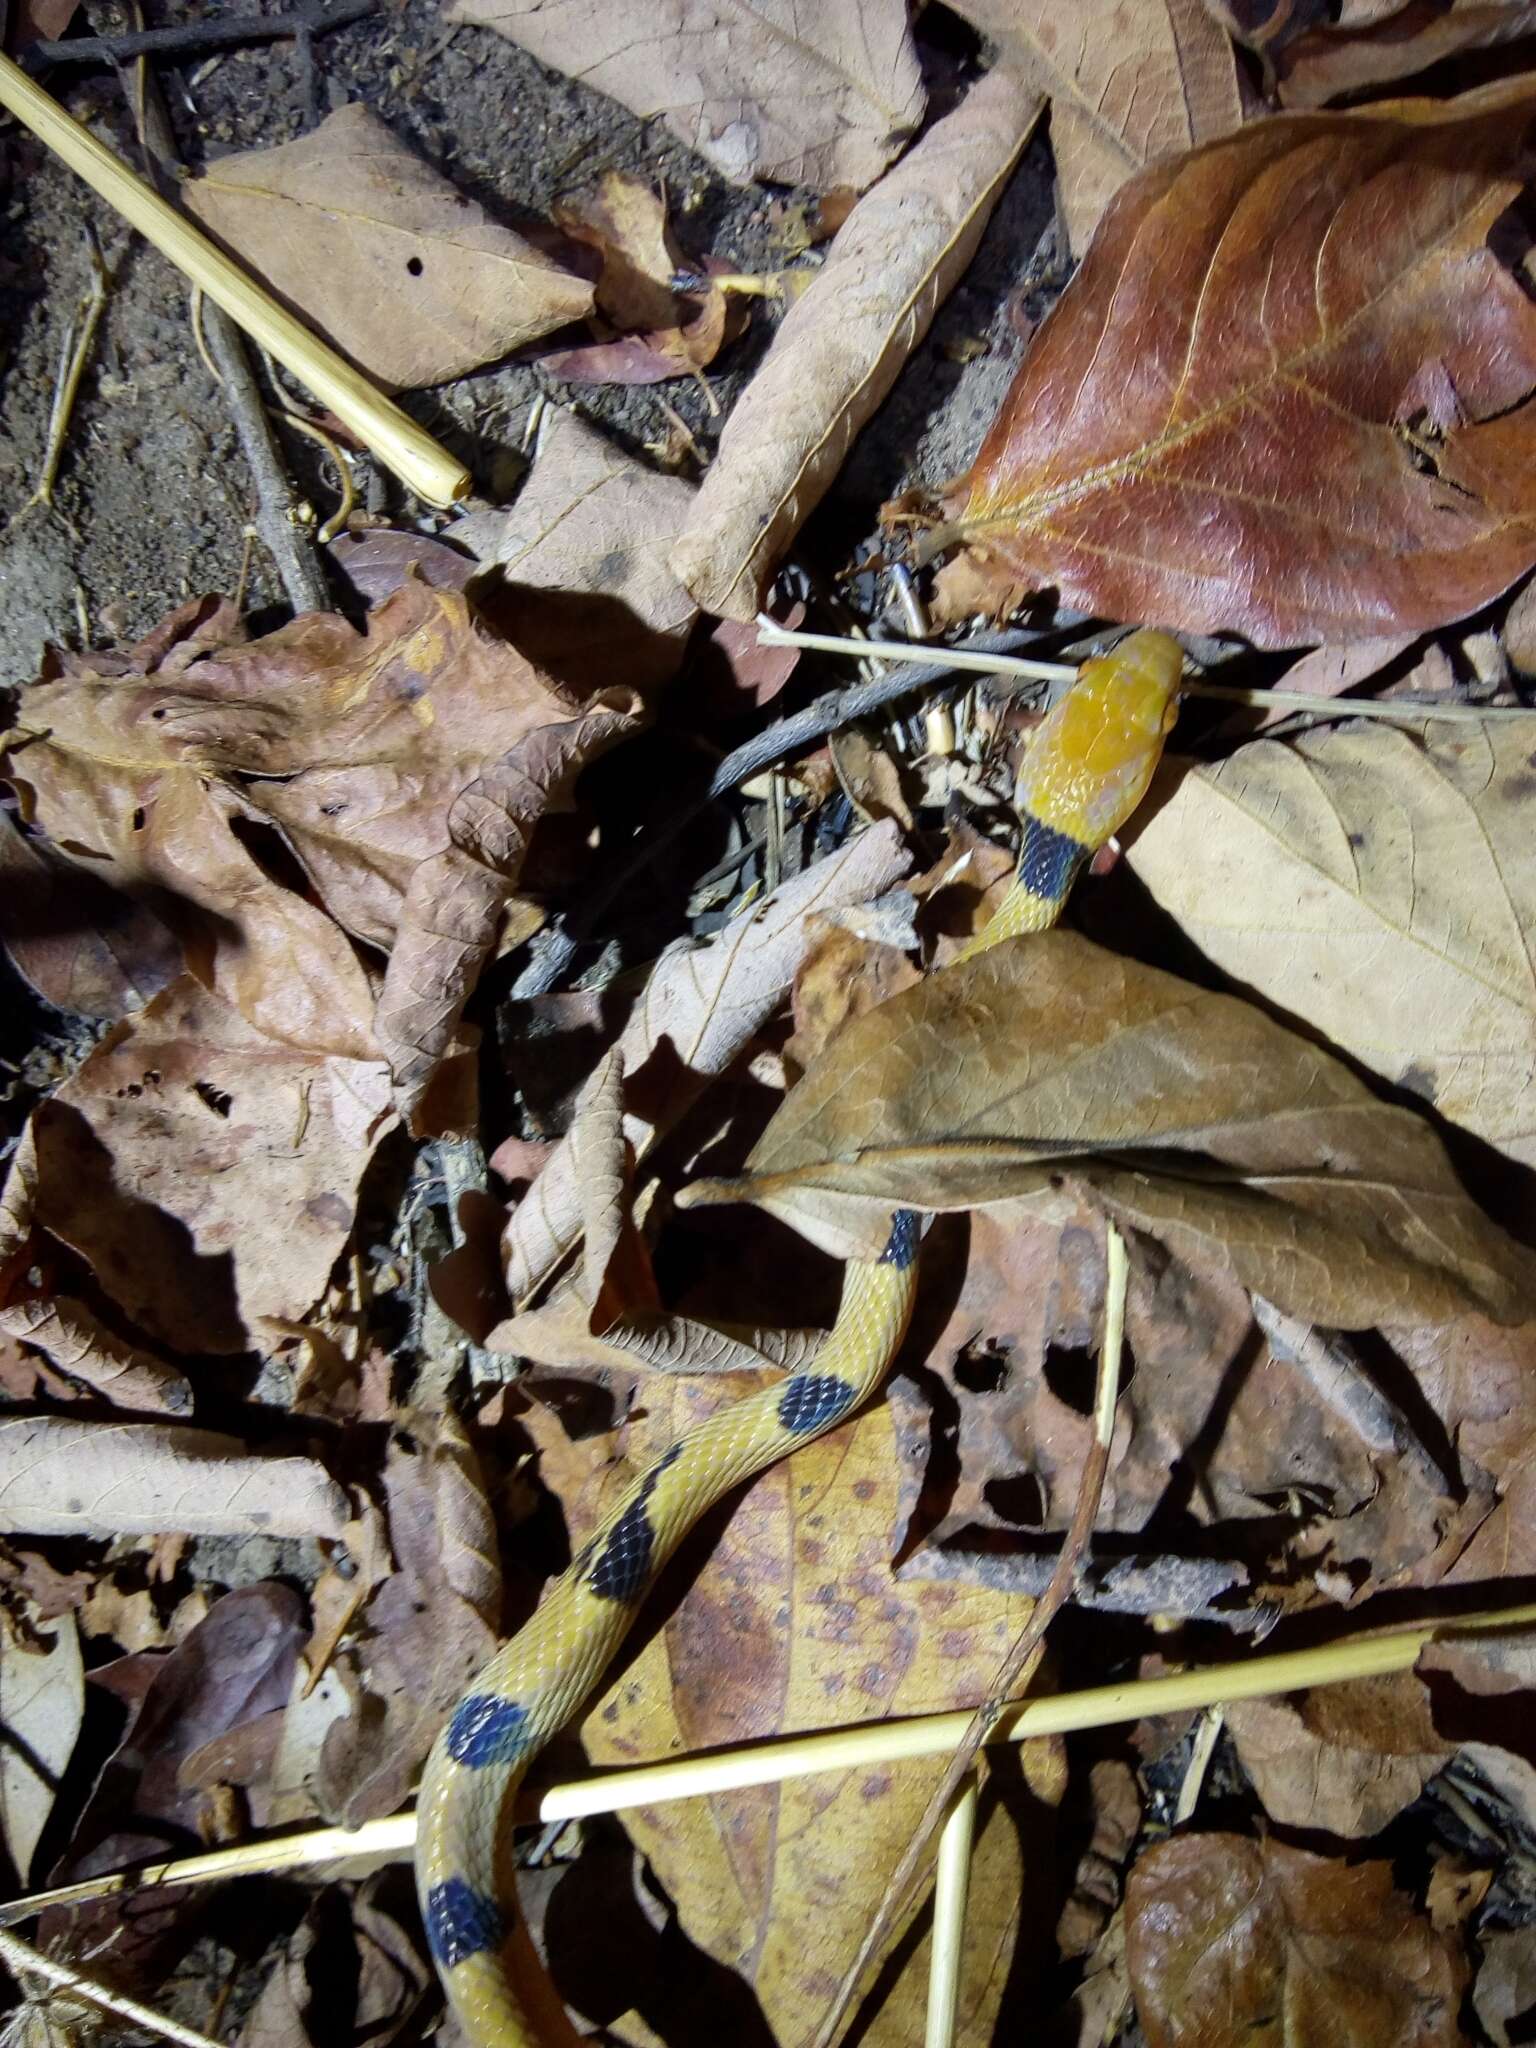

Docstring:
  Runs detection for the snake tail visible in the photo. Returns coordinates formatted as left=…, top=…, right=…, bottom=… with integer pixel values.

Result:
left=416, top=627, right=1183, bottom=2048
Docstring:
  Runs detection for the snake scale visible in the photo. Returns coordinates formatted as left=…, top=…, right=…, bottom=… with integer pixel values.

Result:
left=415, top=628, right=1185, bottom=2048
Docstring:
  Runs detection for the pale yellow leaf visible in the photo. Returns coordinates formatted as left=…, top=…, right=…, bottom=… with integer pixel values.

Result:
left=0, top=1604, right=82, bottom=1884
left=1124, top=719, right=1536, bottom=1163
left=186, top=104, right=593, bottom=389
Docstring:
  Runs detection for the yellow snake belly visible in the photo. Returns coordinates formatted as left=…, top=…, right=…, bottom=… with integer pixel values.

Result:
left=415, top=628, right=1184, bottom=2048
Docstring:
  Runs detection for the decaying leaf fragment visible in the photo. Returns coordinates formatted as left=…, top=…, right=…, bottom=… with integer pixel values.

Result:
left=1125, top=718, right=1536, bottom=1164
left=446, top=407, right=698, bottom=693
left=1254, top=0, right=1536, bottom=108
left=0, top=1603, right=82, bottom=1884
left=670, top=68, right=1044, bottom=622
left=917, top=82, right=1536, bottom=646
left=681, top=928, right=1536, bottom=1326
left=449, top=0, right=925, bottom=194
left=186, top=104, right=593, bottom=388
left=947, top=0, right=1243, bottom=251
left=0, top=1418, right=349, bottom=1538
left=1125, top=1835, right=1467, bottom=2047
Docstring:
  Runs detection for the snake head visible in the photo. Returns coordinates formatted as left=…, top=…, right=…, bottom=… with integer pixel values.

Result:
left=1015, top=627, right=1183, bottom=850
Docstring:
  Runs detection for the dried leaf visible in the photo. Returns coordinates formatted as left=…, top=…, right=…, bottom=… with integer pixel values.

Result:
left=670, top=69, right=1044, bottom=622
left=1272, top=2, right=1536, bottom=107
left=921, top=84, right=1536, bottom=647
left=1475, top=1926, right=1536, bottom=2048
left=0, top=1294, right=190, bottom=1415
left=0, top=810, right=181, bottom=1021
left=1, top=977, right=392, bottom=1354
left=681, top=928, right=1536, bottom=1326
left=316, top=1412, right=499, bottom=1824
left=1125, top=719, right=1536, bottom=1163
left=0, top=1604, right=82, bottom=1884
left=948, top=0, right=1243, bottom=252
left=578, top=1387, right=1046, bottom=2043
left=445, top=408, right=698, bottom=693
left=450, top=0, right=925, bottom=193
left=1125, top=1835, right=1467, bottom=2048
left=239, top=1878, right=429, bottom=2048
left=1224, top=1673, right=1452, bottom=1836
left=185, top=104, right=592, bottom=389
left=0, top=1419, right=349, bottom=1538
left=501, top=820, right=911, bottom=1302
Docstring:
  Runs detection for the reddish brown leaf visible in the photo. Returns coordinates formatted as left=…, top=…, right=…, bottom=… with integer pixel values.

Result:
left=916, top=83, right=1536, bottom=647
left=1125, top=1835, right=1468, bottom=2047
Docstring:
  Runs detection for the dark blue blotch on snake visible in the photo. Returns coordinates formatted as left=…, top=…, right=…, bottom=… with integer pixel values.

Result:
left=878, top=1208, right=919, bottom=1270
left=777, top=1372, right=860, bottom=1436
left=446, top=1694, right=532, bottom=1769
left=1018, top=813, right=1088, bottom=903
left=425, top=1877, right=504, bottom=1968
left=585, top=1442, right=684, bottom=1604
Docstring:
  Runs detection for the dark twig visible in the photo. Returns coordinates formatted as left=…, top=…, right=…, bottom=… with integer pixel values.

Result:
left=21, top=0, right=376, bottom=71
left=510, top=624, right=1066, bottom=1000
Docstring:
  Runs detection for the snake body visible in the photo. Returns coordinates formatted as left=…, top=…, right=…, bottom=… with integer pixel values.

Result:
left=415, top=629, right=1184, bottom=2048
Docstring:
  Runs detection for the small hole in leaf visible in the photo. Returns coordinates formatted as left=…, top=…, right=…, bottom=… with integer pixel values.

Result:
left=984, top=1472, right=1047, bottom=1527
left=193, top=1081, right=234, bottom=1118
left=406, top=256, right=424, bottom=277
left=131, top=806, right=146, bottom=831
left=954, top=1345, right=1008, bottom=1394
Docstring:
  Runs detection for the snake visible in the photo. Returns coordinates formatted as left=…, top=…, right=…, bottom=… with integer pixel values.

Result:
left=415, top=627, right=1185, bottom=2048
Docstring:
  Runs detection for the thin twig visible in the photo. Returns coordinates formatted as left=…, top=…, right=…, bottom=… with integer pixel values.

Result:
left=0, top=1926, right=226, bottom=2048
left=807, top=1223, right=1131, bottom=2048
left=21, top=0, right=376, bottom=73
left=5, top=1595, right=1536, bottom=1929
left=756, top=620, right=1536, bottom=723
left=13, top=227, right=109, bottom=519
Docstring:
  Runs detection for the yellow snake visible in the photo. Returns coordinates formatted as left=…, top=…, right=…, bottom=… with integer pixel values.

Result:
left=415, top=628, right=1184, bottom=2048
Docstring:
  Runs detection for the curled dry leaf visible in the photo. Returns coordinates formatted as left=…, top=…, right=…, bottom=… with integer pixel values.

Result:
left=5, top=579, right=644, bottom=1116
left=0, top=1418, right=349, bottom=1538
left=1126, top=719, right=1536, bottom=1164
left=185, top=103, right=592, bottom=389
left=947, top=0, right=1242, bottom=252
left=577, top=1385, right=1049, bottom=2045
left=0, top=976, right=392, bottom=1355
left=501, top=820, right=910, bottom=1303
left=1125, top=1835, right=1467, bottom=2048
left=670, top=68, right=1045, bottom=622
left=446, top=408, right=698, bottom=693
left=0, top=1603, right=82, bottom=1884
left=449, top=0, right=925, bottom=193
left=0, top=809, right=181, bottom=1022
left=681, top=928, right=1536, bottom=1327
left=1266, top=1, right=1536, bottom=107
left=546, top=173, right=740, bottom=386
left=917, top=83, right=1536, bottom=646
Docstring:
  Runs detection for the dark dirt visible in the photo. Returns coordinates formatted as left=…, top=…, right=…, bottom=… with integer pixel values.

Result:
left=0, top=0, right=1058, bottom=680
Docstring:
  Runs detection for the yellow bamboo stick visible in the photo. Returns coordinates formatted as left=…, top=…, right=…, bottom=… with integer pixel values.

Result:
left=925, top=1775, right=979, bottom=2048
left=0, top=51, right=470, bottom=507
left=6, top=1598, right=1535, bottom=1929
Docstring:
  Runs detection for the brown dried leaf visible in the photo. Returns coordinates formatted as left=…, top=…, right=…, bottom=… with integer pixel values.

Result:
left=185, top=104, right=592, bottom=389
left=1271, top=2, right=1536, bottom=108
left=0, top=811, right=181, bottom=1022
left=501, top=820, right=911, bottom=1303
left=922, top=84, right=1536, bottom=647
left=239, top=1878, right=429, bottom=2048
left=0, top=1603, right=82, bottom=1884
left=1126, top=719, right=1536, bottom=1163
left=449, top=0, right=925, bottom=193
left=1125, top=1835, right=1468, bottom=2048
left=1475, top=1926, right=1536, bottom=2048
left=0, top=1294, right=190, bottom=1415
left=0, top=1419, right=349, bottom=1539
left=670, top=69, right=1044, bottom=622
left=445, top=408, right=697, bottom=693
left=2, top=976, right=392, bottom=1354
left=948, top=0, right=1243, bottom=252
left=1224, top=1672, right=1452, bottom=1836
left=317, top=1411, right=499, bottom=1824
left=681, top=928, right=1536, bottom=1325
